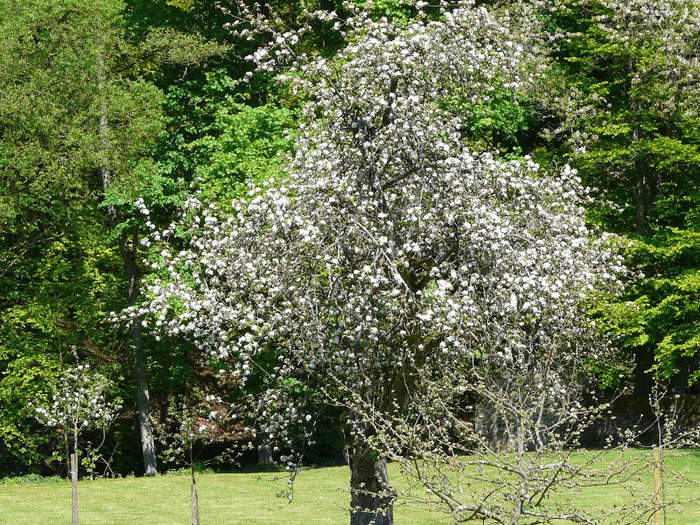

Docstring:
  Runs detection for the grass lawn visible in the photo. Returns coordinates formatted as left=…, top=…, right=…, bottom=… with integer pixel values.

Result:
left=1, top=450, right=699, bottom=524
left=0, top=464, right=446, bottom=525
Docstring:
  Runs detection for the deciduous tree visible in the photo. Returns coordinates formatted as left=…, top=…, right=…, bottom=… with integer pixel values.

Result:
left=0, top=0, right=163, bottom=476
left=136, top=3, right=624, bottom=523
left=545, top=0, right=700, bottom=396
left=34, top=363, right=120, bottom=525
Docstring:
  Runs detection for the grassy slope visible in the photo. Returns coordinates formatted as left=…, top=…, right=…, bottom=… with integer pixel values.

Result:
left=1, top=451, right=699, bottom=524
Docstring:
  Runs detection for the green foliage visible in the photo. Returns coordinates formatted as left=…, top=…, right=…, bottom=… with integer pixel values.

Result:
left=140, top=28, right=229, bottom=70
left=350, top=0, right=417, bottom=24
left=458, top=86, right=539, bottom=155
left=0, top=0, right=166, bottom=475
left=629, top=228, right=700, bottom=384
left=0, top=474, right=63, bottom=485
left=193, top=102, right=295, bottom=203
left=0, top=205, right=126, bottom=474
left=545, top=0, right=700, bottom=393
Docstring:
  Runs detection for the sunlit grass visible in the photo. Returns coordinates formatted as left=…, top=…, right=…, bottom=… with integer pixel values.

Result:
left=1, top=450, right=699, bottom=524
left=0, top=464, right=445, bottom=525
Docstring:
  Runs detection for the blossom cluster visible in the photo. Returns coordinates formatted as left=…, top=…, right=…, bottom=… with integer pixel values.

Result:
left=33, top=364, right=120, bottom=431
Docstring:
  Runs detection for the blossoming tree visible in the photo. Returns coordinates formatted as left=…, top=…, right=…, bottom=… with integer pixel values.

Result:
left=34, top=364, right=120, bottom=525
left=155, top=390, right=230, bottom=525
left=135, top=2, right=624, bottom=523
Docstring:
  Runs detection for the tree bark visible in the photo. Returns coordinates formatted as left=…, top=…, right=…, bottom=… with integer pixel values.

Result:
left=123, top=237, right=158, bottom=477
left=669, top=356, right=691, bottom=395
left=630, top=76, right=656, bottom=400
left=628, top=55, right=651, bottom=238
left=71, top=421, right=79, bottom=525
left=349, top=445, right=395, bottom=525
left=191, top=464, right=200, bottom=525
left=97, top=53, right=157, bottom=476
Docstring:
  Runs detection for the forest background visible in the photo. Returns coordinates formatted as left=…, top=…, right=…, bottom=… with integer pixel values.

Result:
left=0, top=0, right=698, bottom=481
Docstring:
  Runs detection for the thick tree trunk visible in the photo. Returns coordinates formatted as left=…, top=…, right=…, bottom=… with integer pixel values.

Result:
left=628, top=55, right=652, bottom=238
left=134, top=357, right=158, bottom=476
left=97, top=154, right=158, bottom=478
left=349, top=445, right=395, bottom=525
left=669, top=356, right=691, bottom=395
left=630, top=83, right=656, bottom=400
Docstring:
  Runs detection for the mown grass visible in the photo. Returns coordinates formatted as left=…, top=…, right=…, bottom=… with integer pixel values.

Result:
left=0, top=464, right=446, bottom=525
left=1, top=450, right=699, bottom=524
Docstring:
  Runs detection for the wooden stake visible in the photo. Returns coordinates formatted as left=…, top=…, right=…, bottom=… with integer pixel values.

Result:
left=653, top=447, right=661, bottom=525
left=191, top=481, right=200, bottom=525
left=71, top=452, right=79, bottom=525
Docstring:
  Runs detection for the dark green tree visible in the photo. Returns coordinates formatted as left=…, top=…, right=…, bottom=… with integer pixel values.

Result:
left=0, top=0, right=164, bottom=475
left=547, top=0, right=700, bottom=396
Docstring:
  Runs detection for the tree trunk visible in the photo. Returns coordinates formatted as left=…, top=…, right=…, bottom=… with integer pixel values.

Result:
left=669, top=356, right=691, bottom=395
left=630, top=82, right=657, bottom=400
left=629, top=57, right=651, bottom=238
left=97, top=53, right=157, bottom=476
left=634, top=346, right=654, bottom=399
left=512, top=424, right=525, bottom=525
left=349, top=445, right=395, bottom=525
left=71, top=422, right=79, bottom=525
left=98, top=148, right=158, bottom=478
left=125, top=244, right=158, bottom=477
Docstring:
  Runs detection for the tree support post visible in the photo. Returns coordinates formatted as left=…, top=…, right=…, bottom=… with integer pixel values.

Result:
left=71, top=452, right=79, bottom=525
